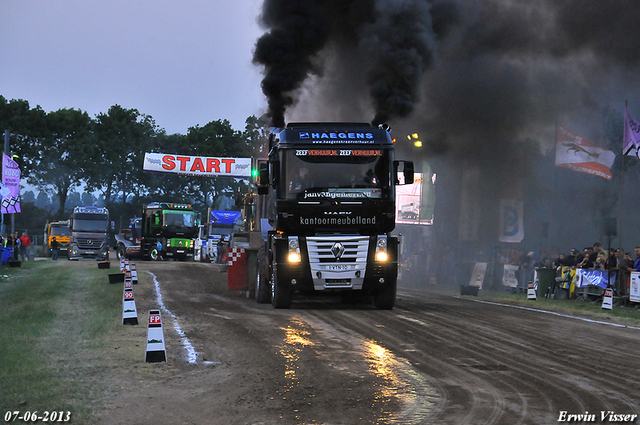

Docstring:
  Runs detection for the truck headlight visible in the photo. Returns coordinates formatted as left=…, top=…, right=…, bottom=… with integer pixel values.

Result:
left=288, top=236, right=301, bottom=263
left=375, top=235, right=388, bottom=262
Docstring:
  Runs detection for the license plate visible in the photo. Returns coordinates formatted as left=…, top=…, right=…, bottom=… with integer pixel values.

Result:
left=326, top=264, right=349, bottom=271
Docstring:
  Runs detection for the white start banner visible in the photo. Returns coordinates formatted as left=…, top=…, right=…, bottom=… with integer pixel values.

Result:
left=143, top=153, right=252, bottom=178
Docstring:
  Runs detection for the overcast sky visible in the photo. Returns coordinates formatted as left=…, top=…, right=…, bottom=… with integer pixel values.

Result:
left=0, top=0, right=266, bottom=135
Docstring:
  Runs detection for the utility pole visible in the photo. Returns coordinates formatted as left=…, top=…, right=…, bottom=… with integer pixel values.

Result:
left=1, top=129, right=8, bottom=236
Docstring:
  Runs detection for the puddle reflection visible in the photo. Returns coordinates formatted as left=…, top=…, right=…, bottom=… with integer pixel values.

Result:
left=364, top=340, right=437, bottom=424
left=279, top=317, right=315, bottom=421
left=276, top=317, right=437, bottom=424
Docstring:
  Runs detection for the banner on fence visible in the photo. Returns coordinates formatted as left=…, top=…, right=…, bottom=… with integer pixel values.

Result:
left=575, top=268, right=615, bottom=289
left=502, top=264, right=519, bottom=288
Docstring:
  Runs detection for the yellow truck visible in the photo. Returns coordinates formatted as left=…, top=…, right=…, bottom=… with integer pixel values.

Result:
left=44, top=221, right=70, bottom=257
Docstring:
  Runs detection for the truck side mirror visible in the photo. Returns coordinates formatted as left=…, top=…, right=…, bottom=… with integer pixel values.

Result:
left=404, top=161, right=414, bottom=184
left=271, top=159, right=280, bottom=187
left=394, top=160, right=414, bottom=185
left=258, top=162, right=269, bottom=186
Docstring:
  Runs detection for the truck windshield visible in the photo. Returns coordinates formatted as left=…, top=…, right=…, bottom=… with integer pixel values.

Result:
left=72, top=214, right=109, bottom=232
left=51, top=226, right=70, bottom=236
left=164, top=211, right=195, bottom=228
left=282, top=149, right=391, bottom=200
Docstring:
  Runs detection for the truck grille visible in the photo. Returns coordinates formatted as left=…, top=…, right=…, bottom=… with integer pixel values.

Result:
left=306, top=236, right=369, bottom=290
left=76, top=238, right=103, bottom=250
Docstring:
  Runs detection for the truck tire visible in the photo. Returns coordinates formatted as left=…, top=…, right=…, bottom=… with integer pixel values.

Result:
left=148, top=247, right=159, bottom=261
left=373, top=278, right=397, bottom=310
left=256, top=258, right=271, bottom=304
left=117, top=245, right=126, bottom=260
left=271, top=264, right=291, bottom=309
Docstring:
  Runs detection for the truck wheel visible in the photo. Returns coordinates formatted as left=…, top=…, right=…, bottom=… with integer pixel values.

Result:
left=373, top=278, right=397, bottom=310
left=148, top=247, right=159, bottom=261
left=271, top=265, right=291, bottom=309
left=117, top=245, right=126, bottom=260
left=256, top=259, right=271, bottom=304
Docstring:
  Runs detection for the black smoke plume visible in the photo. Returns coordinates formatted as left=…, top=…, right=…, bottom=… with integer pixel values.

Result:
left=253, top=0, right=443, bottom=127
left=253, top=0, right=640, bottom=260
left=253, top=0, right=330, bottom=127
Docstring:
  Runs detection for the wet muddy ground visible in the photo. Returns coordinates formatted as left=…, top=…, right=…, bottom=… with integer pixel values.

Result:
left=99, top=260, right=640, bottom=424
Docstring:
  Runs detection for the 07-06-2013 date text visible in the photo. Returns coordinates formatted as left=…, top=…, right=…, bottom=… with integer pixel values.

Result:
left=4, top=411, right=71, bottom=422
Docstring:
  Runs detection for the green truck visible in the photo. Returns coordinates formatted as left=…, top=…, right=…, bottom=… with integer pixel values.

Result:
left=115, top=202, right=198, bottom=260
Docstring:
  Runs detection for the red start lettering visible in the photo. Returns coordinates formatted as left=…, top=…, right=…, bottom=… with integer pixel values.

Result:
left=124, top=291, right=134, bottom=300
left=221, top=158, right=235, bottom=173
left=191, top=157, right=205, bottom=172
left=162, top=155, right=236, bottom=174
left=149, top=314, right=161, bottom=324
left=176, top=156, right=190, bottom=171
left=207, top=158, right=220, bottom=173
left=162, top=155, right=175, bottom=170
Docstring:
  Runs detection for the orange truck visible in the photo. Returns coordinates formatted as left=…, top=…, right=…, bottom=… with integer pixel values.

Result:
left=44, top=220, right=70, bottom=257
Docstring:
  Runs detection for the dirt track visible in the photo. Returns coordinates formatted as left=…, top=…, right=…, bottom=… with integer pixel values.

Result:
left=99, top=260, right=640, bottom=425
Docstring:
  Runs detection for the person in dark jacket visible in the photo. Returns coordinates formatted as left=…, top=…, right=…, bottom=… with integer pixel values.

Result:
left=557, top=248, right=582, bottom=267
left=51, top=237, right=59, bottom=261
left=12, top=232, right=20, bottom=261
left=627, top=247, right=640, bottom=272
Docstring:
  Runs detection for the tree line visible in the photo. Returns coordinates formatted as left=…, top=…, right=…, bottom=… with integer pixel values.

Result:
left=0, top=95, right=268, bottom=234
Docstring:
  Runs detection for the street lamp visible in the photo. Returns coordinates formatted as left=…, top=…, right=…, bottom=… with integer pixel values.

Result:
left=407, top=133, right=422, bottom=147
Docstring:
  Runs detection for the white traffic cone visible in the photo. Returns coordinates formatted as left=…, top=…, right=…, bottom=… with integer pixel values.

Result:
left=145, top=310, right=167, bottom=362
left=527, top=282, right=537, bottom=300
left=602, top=287, right=613, bottom=310
left=130, top=263, right=138, bottom=284
left=122, top=287, right=138, bottom=325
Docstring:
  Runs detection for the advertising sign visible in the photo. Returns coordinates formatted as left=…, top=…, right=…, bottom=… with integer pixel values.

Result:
left=575, top=268, right=615, bottom=289
left=1, top=153, right=21, bottom=214
left=629, top=272, right=640, bottom=303
left=396, top=172, right=434, bottom=225
left=469, top=262, right=488, bottom=289
left=502, top=265, right=519, bottom=288
left=498, top=199, right=524, bottom=243
left=143, top=153, right=251, bottom=178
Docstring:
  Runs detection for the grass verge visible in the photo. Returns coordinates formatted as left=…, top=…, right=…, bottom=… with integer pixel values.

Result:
left=0, top=259, right=127, bottom=422
left=472, top=288, right=640, bottom=326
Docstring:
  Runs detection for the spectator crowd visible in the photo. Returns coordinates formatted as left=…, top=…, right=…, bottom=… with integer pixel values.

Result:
left=0, top=231, right=33, bottom=263
left=498, top=242, right=640, bottom=300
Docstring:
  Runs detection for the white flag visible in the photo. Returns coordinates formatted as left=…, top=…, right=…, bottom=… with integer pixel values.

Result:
left=555, top=125, right=615, bottom=180
left=624, top=108, right=640, bottom=157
